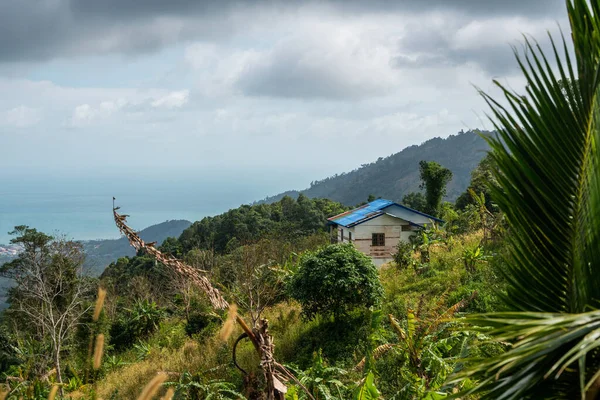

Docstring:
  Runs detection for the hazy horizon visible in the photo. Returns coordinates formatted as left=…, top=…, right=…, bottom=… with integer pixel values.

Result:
left=0, top=166, right=330, bottom=244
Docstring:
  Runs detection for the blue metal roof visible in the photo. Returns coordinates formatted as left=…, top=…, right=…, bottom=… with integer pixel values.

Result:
left=327, top=198, right=442, bottom=228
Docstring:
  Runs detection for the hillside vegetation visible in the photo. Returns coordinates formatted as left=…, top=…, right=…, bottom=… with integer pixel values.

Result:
left=0, top=156, right=507, bottom=399
left=259, top=131, right=490, bottom=206
left=3, top=1, right=600, bottom=397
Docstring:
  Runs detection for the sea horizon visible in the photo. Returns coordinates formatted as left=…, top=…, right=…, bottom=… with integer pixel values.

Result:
left=0, top=168, right=314, bottom=244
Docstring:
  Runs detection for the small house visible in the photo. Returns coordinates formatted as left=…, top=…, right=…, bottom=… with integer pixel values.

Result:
left=327, top=199, right=442, bottom=266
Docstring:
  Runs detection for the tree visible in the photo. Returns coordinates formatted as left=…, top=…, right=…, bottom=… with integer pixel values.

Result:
left=0, top=226, right=93, bottom=391
left=287, top=243, right=383, bottom=319
left=223, top=240, right=287, bottom=326
left=455, top=153, right=498, bottom=211
left=450, top=1, right=600, bottom=398
left=418, top=161, right=453, bottom=217
left=401, top=192, right=427, bottom=212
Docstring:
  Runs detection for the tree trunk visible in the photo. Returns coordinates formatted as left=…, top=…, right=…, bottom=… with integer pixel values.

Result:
left=54, top=341, right=64, bottom=395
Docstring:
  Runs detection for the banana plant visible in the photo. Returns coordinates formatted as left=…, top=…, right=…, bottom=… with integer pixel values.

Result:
left=448, top=1, right=600, bottom=398
left=461, top=246, right=489, bottom=274
left=354, top=297, right=474, bottom=399
left=285, top=350, right=349, bottom=400
left=354, top=371, right=380, bottom=400
left=165, top=371, right=245, bottom=400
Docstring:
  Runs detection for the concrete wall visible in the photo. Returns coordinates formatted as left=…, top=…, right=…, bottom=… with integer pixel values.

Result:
left=331, top=204, right=433, bottom=266
left=332, top=224, right=356, bottom=243
left=333, top=213, right=418, bottom=267
left=354, top=214, right=405, bottom=266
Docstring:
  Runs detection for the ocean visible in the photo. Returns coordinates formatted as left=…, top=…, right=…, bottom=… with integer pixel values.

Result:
left=0, top=169, right=304, bottom=244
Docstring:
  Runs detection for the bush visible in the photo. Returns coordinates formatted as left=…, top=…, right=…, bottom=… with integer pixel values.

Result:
left=393, top=240, right=413, bottom=269
left=185, top=312, right=221, bottom=337
left=109, top=300, right=165, bottom=350
left=287, top=243, right=384, bottom=319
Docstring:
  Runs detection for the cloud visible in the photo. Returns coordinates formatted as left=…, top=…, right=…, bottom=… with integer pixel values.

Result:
left=392, top=14, right=565, bottom=76
left=69, top=90, right=189, bottom=127
left=0, top=0, right=565, bottom=64
left=1, top=106, right=41, bottom=128
left=234, top=24, right=398, bottom=99
left=151, top=90, right=189, bottom=108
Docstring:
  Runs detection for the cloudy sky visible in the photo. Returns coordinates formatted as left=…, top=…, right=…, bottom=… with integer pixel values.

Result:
left=0, top=0, right=569, bottom=184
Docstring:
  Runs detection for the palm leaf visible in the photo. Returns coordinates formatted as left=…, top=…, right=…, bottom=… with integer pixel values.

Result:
left=450, top=0, right=600, bottom=398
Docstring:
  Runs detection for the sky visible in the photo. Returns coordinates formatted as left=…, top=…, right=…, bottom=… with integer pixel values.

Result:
left=0, top=0, right=570, bottom=186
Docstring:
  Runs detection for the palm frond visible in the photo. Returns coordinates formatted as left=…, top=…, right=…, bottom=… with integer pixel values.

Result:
left=452, top=0, right=600, bottom=397
left=483, top=1, right=600, bottom=314
left=450, top=311, right=600, bottom=399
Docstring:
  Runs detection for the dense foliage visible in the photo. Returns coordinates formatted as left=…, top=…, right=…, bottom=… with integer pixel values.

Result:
left=5, top=1, right=598, bottom=397
left=0, top=186, right=505, bottom=399
left=418, top=160, right=453, bottom=217
left=454, top=153, right=498, bottom=211
left=287, top=243, right=384, bottom=320
left=179, top=194, right=347, bottom=253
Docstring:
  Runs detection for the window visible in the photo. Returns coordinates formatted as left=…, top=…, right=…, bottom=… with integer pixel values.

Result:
left=401, top=225, right=412, bottom=232
left=372, top=233, right=385, bottom=246
left=349, top=232, right=353, bottom=241
left=340, top=229, right=344, bottom=242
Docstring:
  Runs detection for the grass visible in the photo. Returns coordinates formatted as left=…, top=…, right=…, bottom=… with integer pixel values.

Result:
left=91, top=230, right=505, bottom=398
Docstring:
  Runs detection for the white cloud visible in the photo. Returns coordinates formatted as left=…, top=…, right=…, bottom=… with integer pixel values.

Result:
left=151, top=90, right=189, bottom=109
left=1, top=105, right=41, bottom=128
left=68, top=90, right=189, bottom=127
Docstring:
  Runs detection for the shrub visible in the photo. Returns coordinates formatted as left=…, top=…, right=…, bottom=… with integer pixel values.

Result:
left=287, top=243, right=384, bottom=320
left=109, top=300, right=165, bottom=350
left=393, top=240, right=413, bottom=269
left=185, top=312, right=221, bottom=337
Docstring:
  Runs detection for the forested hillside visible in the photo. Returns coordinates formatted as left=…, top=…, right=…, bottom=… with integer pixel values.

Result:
left=259, top=130, right=491, bottom=206
left=178, top=195, right=348, bottom=254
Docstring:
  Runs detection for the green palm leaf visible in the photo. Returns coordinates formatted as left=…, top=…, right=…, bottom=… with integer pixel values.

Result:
left=450, top=0, right=600, bottom=398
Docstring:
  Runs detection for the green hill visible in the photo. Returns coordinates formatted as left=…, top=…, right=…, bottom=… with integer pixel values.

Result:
left=258, top=130, right=491, bottom=206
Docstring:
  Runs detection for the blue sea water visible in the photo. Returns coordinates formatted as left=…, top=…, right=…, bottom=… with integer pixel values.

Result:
left=0, top=169, right=304, bottom=244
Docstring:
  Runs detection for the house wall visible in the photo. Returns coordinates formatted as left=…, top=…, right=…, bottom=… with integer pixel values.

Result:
left=332, top=225, right=355, bottom=243
left=331, top=204, right=431, bottom=267
left=384, top=204, right=438, bottom=226
left=354, top=214, right=405, bottom=266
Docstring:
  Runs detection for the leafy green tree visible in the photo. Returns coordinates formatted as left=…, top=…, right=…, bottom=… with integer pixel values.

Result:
left=158, top=237, right=183, bottom=258
left=287, top=243, right=384, bottom=319
left=401, top=192, right=427, bottom=212
left=110, top=299, right=165, bottom=349
left=450, top=2, right=600, bottom=398
left=418, top=161, right=453, bottom=217
left=455, top=153, right=498, bottom=211
left=179, top=196, right=347, bottom=254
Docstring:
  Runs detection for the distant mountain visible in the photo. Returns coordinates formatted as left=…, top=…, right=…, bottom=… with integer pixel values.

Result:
left=82, top=219, right=192, bottom=275
left=257, top=131, right=491, bottom=206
